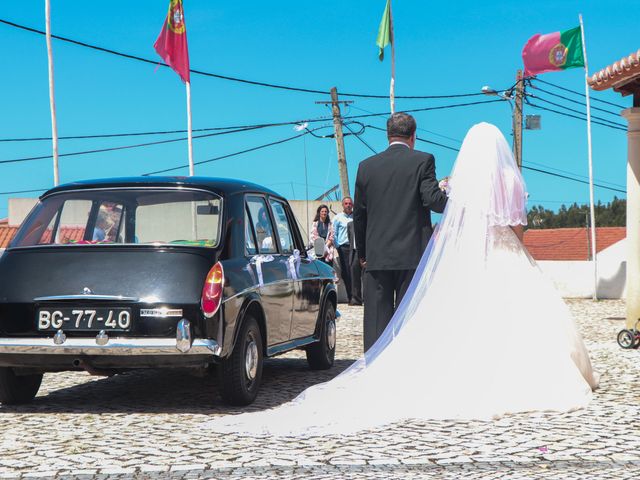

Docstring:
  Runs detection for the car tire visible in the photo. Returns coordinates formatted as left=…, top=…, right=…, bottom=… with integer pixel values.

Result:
left=0, top=368, right=43, bottom=405
left=306, top=302, right=336, bottom=370
left=218, top=315, right=263, bottom=406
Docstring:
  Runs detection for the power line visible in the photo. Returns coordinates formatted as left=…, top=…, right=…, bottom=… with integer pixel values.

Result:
left=531, top=77, right=628, bottom=110
left=525, top=101, right=627, bottom=131
left=364, top=125, right=626, bottom=193
left=143, top=130, right=311, bottom=176
left=0, top=100, right=503, bottom=162
left=528, top=94, right=626, bottom=128
left=523, top=165, right=625, bottom=193
left=0, top=99, right=502, bottom=145
left=0, top=117, right=336, bottom=143
left=526, top=160, right=625, bottom=190
left=350, top=104, right=463, bottom=144
left=0, top=18, right=497, bottom=100
left=0, top=124, right=284, bottom=165
left=365, top=124, right=460, bottom=152
left=344, top=123, right=377, bottom=154
left=528, top=84, right=620, bottom=117
left=0, top=188, right=48, bottom=196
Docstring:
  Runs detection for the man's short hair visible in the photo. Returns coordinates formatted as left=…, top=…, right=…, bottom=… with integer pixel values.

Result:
left=386, top=112, right=416, bottom=139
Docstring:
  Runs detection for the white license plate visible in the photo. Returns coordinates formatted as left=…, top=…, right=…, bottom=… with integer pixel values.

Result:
left=37, top=308, right=132, bottom=331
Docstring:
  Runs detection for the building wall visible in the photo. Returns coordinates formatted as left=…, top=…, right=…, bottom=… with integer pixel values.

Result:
left=537, top=239, right=626, bottom=299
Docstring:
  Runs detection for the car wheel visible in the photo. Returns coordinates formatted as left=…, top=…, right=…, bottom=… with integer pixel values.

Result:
left=306, top=302, right=336, bottom=370
left=0, top=368, right=43, bottom=405
left=218, top=315, right=263, bottom=406
left=617, top=329, right=636, bottom=349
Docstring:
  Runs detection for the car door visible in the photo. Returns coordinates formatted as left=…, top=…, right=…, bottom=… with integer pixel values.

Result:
left=245, top=196, right=294, bottom=346
left=273, top=200, right=322, bottom=339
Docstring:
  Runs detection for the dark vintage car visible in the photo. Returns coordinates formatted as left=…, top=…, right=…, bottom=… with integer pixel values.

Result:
left=0, top=177, right=337, bottom=405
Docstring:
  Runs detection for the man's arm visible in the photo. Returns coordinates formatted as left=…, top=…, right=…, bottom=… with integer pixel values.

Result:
left=419, top=154, right=448, bottom=214
left=353, top=164, right=367, bottom=263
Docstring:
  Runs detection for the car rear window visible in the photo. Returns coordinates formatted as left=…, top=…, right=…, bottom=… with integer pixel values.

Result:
left=11, top=189, right=222, bottom=248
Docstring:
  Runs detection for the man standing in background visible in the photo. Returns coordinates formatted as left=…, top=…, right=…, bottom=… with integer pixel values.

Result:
left=333, top=197, right=354, bottom=303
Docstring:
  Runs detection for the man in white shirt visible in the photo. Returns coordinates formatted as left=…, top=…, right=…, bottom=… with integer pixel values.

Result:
left=332, top=197, right=354, bottom=303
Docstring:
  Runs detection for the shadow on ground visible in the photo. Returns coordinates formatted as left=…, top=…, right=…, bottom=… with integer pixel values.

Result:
left=0, top=357, right=356, bottom=415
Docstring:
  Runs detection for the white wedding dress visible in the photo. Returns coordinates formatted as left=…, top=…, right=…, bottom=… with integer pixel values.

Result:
left=205, top=123, right=598, bottom=436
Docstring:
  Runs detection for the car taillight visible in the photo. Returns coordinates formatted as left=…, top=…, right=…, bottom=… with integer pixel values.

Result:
left=201, top=262, right=224, bottom=318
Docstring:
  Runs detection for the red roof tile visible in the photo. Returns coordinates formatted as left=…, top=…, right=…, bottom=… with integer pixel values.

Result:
left=589, top=49, right=640, bottom=95
left=523, top=227, right=626, bottom=261
left=0, top=226, right=18, bottom=249
left=0, top=226, right=86, bottom=248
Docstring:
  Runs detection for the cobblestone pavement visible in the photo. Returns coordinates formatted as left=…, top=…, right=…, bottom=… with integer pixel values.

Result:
left=0, top=300, right=638, bottom=479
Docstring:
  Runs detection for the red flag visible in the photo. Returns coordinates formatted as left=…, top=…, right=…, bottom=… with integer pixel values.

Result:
left=154, top=0, right=190, bottom=83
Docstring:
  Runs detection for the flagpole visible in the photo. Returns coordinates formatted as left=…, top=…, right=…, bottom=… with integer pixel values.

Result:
left=186, top=81, right=194, bottom=176
left=45, top=0, right=59, bottom=186
left=579, top=13, right=598, bottom=300
left=389, top=0, right=395, bottom=114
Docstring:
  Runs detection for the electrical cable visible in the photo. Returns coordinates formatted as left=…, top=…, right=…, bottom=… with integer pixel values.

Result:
left=0, top=188, right=48, bottom=196
left=0, top=124, right=280, bottom=164
left=528, top=94, right=626, bottom=128
left=0, top=99, right=504, bottom=145
left=142, top=130, right=312, bottom=176
left=363, top=125, right=626, bottom=193
left=525, top=101, right=626, bottom=131
left=0, top=18, right=500, bottom=100
left=528, top=84, right=621, bottom=117
left=344, top=123, right=377, bottom=154
left=531, top=77, right=628, bottom=109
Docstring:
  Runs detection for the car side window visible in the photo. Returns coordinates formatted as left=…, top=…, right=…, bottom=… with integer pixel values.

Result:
left=244, top=206, right=257, bottom=255
left=268, top=199, right=294, bottom=254
left=246, top=197, right=277, bottom=254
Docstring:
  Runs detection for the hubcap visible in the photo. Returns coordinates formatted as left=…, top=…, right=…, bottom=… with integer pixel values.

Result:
left=245, top=336, right=259, bottom=381
left=326, top=319, right=336, bottom=350
left=620, top=332, right=633, bottom=348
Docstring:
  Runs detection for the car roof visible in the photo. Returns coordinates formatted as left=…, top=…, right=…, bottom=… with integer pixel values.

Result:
left=41, top=176, right=282, bottom=199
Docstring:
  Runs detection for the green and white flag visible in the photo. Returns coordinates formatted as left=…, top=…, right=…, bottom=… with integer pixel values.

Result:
left=376, top=0, right=392, bottom=61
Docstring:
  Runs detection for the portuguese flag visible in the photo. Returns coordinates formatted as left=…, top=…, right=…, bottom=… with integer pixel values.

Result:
left=154, top=0, right=190, bottom=83
left=522, top=26, right=584, bottom=77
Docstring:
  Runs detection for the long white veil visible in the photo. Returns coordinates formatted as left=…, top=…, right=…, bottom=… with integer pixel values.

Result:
left=205, top=123, right=594, bottom=436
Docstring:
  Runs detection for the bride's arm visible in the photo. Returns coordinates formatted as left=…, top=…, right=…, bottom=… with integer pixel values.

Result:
left=510, top=225, right=524, bottom=242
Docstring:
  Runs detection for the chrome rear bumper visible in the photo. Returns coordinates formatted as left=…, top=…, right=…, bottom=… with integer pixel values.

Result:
left=0, top=337, right=221, bottom=356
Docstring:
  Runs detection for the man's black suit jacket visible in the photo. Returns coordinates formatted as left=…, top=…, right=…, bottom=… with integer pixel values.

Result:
left=353, top=144, right=448, bottom=271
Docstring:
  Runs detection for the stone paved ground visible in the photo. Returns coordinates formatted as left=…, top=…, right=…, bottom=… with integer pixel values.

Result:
left=0, top=300, right=638, bottom=479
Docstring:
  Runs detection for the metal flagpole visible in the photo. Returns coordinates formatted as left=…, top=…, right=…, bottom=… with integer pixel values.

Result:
left=45, top=0, right=59, bottom=186
left=579, top=13, right=598, bottom=300
left=186, top=81, right=194, bottom=176
left=389, top=0, right=395, bottom=114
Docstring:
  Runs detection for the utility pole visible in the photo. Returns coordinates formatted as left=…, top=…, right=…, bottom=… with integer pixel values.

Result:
left=316, top=87, right=353, bottom=198
left=513, top=69, right=524, bottom=169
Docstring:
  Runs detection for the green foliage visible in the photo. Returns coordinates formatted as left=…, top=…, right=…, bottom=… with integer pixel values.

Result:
left=527, top=197, right=626, bottom=229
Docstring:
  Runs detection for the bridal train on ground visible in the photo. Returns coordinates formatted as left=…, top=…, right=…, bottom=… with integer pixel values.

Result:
left=205, top=122, right=598, bottom=436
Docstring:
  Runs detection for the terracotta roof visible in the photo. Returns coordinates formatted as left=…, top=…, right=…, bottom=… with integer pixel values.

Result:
left=589, top=49, right=640, bottom=95
left=0, top=226, right=18, bottom=249
left=523, top=227, right=626, bottom=261
left=0, top=226, right=85, bottom=248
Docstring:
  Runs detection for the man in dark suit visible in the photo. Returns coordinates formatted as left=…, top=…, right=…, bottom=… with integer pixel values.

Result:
left=347, top=220, right=363, bottom=305
left=353, top=112, right=448, bottom=352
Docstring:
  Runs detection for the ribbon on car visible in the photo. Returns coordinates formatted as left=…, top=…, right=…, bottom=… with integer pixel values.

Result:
left=286, top=249, right=302, bottom=280
left=249, top=254, right=274, bottom=287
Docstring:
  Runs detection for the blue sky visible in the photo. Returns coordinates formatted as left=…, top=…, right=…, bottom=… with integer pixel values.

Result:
left=0, top=1, right=636, bottom=221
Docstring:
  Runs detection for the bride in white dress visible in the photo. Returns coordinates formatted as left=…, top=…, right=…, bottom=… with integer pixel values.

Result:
left=206, top=122, right=599, bottom=436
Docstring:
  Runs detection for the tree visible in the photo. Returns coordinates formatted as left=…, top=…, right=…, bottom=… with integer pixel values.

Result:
left=526, top=199, right=626, bottom=229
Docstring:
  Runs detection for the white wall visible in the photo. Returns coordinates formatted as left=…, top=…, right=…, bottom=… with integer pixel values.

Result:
left=537, top=239, right=626, bottom=299
left=8, top=198, right=38, bottom=226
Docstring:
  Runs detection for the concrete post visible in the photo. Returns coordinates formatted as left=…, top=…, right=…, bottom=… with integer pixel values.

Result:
left=623, top=107, right=640, bottom=328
